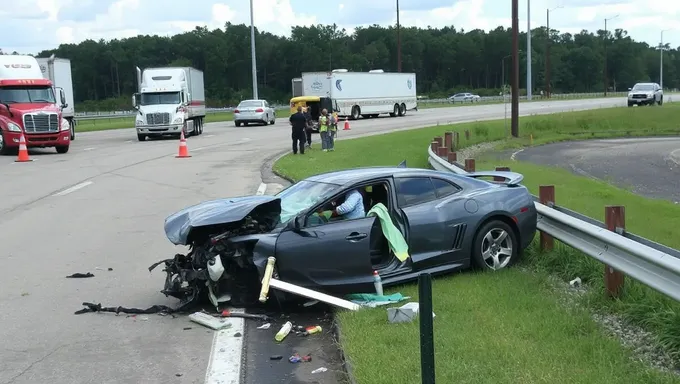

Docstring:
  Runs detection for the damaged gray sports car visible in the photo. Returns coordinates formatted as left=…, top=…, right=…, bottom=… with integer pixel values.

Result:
left=149, top=166, right=537, bottom=309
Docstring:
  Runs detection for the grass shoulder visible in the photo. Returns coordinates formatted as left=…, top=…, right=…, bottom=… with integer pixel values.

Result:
left=273, top=103, right=680, bottom=382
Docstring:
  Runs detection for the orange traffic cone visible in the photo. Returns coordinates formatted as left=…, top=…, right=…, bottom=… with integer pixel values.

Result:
left=15, top=134, right=32, bottom=162
left=343, top=117, right=351, bottom=131
left=176, top=130, right=191, bottom=158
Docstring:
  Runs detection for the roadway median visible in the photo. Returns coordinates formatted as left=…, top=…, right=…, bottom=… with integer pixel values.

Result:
left=273, top=102, right=680, bottom=383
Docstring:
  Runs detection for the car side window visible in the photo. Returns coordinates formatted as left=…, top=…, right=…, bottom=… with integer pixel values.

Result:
left=395, top=177, right=437, bottom=207
left=431, top=178, right=461, bottom=198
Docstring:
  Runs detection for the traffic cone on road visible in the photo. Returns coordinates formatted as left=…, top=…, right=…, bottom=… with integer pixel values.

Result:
left=343, top=117, right=351, bottom=131
left=15, top=134, right=32, bottom=162
left=176, top=130, right=191, bottom=158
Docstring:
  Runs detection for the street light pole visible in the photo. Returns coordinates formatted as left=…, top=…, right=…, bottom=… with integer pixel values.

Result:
left=249, top=0, right=259, bottom=99
left=527, top=0, right=532, bottom=100
left=511, top=0, right=519, bottom=137
left=545, top=6, right=561, bottom=99
left=603, top=14, right=619, bottom=97
left=660, top=29, right=669, bottom=89
left=397, top=0, right=402, bottom=72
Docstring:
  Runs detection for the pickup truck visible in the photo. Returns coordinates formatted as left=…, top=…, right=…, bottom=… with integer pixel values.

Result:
left=627, top=82, right=663, bottom=106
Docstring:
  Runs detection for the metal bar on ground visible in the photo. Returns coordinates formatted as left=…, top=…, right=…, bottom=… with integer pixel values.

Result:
left=268, top=278, right=362, bottom=311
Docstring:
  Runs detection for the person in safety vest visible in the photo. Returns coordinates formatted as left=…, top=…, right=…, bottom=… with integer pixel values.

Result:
left=319, top=108, right=330, bottom=152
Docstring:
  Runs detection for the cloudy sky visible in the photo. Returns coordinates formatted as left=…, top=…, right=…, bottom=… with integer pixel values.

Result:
left=2, top=0, right=679, bottom=54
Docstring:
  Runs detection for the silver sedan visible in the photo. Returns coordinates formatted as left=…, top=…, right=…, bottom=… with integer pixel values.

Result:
left=234, top=99, right=276, bottom=126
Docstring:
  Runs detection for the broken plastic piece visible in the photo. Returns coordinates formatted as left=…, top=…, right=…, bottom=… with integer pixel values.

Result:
left=387, top=302, right=436, bottom=324
left=270, top=355, right=283, bottom=360
left=257, top=323, right=271, bottom=330
left=66, top=272, right=94, bottom=278
left=289, top=353, right=302, bottom=363
left=189, top=312, right=233, bottom=330
left=259, top=256, right=276, bottom=303
left=275, top=321, right=292, bottom=342
left=312, top=367, right=327, bottom=374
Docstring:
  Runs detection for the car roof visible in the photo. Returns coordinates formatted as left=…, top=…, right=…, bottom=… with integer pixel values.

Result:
left=305, top=166, right=476, bottom=187
left=239, top=99, right=264, bottom=103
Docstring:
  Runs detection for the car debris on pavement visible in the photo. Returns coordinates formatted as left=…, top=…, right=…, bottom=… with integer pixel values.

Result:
left=66, top=272, right=94, bottom=278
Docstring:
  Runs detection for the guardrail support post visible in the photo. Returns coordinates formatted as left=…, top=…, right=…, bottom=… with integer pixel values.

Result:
left=464, top=159, right=475, bottom=172
left=464, top=130, right=470, bottom=140
left=444, top=131, right=453, bottom=150
left=447, top=152, right=457, bottom=163
left=418, top=273, right=435, bottom=384
left=539, top=185, right=555, bottom=251
left=494, top=166, right=510, bottom=181
left=454, top=132, right=460, bottom=149
left=434, top=136, right=443, bottom=147
left=436, top=146, right=448, bottom=158
left=430, top=141, right=438, bottom=153
left=604, top=206, right=626, bottom=298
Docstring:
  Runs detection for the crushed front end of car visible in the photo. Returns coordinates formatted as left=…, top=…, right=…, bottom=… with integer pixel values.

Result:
left=149, top=196, right=281, bottom=309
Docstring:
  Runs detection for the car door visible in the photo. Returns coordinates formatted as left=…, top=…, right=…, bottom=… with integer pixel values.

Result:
left=274, top=211, right=376, bottom=295
left=394, top=176, right=468, bottom=270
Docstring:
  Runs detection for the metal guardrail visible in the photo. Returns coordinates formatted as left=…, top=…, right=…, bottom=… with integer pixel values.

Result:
left=74, top=92, right=630, bottom=121
left=427, top=145, right=680, bottom=302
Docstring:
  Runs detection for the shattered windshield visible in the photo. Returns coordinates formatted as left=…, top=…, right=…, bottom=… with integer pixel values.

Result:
left=276, top=180, right=340, bottom=224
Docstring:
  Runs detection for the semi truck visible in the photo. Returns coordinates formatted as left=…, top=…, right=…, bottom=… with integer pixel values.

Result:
left=0, top=54, right=71, bottom=155
left=296, top=69, right=417, bottom=121
left=132, top=66, right=206, bottom=141
left=36, top=56, right=76, bottom=140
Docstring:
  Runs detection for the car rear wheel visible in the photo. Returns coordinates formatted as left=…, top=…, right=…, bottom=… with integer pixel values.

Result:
left=658, top=96, right=664, bottom=106
left=471, top=220, right=517, bottom=271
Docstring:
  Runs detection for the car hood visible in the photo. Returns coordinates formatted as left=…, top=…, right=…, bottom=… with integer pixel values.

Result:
left=164, top=195, right=281, bottom=245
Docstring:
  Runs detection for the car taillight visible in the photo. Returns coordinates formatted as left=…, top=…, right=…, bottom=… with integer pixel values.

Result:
left=255, top=108, right=264, bottom=112
left=234, top=109, right=239, bottom=113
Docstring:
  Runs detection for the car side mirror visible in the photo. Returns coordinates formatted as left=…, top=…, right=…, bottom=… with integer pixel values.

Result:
left=61, top=103, right=68, bottom=110
left=293, top=216, right=302, bottom=231
left=59, top=88, right=66, bottom=105
left=628, top=88, right=632, bottom=91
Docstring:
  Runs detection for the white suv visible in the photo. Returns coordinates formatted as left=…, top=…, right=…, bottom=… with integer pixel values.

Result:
left=627, top=82, right=663, bottom=107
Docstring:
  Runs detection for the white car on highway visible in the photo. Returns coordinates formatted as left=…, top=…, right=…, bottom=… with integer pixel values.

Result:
left=448, top=92, right=481, bottom=103
left=234, top=99, right=276, bottom=126
left=627, top=82, right=663, bottom=107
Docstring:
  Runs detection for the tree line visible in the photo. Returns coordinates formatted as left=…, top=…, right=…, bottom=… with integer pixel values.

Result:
left=3, top=22, right=678, bottom=111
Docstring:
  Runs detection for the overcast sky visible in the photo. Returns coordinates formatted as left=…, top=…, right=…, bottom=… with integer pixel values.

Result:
left=2, top=0, right=679, bottom=54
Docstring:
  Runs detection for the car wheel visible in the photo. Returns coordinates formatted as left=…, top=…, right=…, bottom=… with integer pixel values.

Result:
left=56, top=145, right=69, bottom=154
left=235, top=121, right=241, bottom=127
left=137, top=133, right=146, bottom=141
left=658, top=96, right=663, bottom=106
left=351, top=106, right=360, bottom=120
left=471, top=220, right=517, bottom=271
left=70, top=121, right=75, bottom=140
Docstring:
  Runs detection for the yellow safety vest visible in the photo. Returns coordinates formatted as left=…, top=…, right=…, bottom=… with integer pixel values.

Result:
left=319, top=115, right=328, bottom=132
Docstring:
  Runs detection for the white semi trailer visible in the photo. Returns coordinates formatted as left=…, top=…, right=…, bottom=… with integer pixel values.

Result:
left=132, top=66, right=206, bottom=141
left=36, top=56, right=76, bottom=140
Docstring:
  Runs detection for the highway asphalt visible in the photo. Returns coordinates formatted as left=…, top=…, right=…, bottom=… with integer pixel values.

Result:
left=513, top=137, right=680, bottom=203
left=0, top=96, right=642, bottom=384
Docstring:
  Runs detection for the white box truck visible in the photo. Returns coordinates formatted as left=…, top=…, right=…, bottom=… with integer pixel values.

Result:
left=301, top=69, right=417, bottom=120
left=36, top=56, right=76, bottom=140
left=132, top=66, right=206, bottom=141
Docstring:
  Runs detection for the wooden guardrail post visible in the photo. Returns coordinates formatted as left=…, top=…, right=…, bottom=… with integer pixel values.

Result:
left=437, top=146, right=448, bottom=157
left=494, top=166, right=510, bottom=181
left=464, top=159, right=475, bottom=172
left=444, top=131, right=453, bottom=150
left=430, top=141, right=438, bottom=153
left=447, top=151, right=457, bottom=163
left=604, top=206, right=626, bottom=298
left=539, top=185, right=555, bottom=251
left=454, top=132, right=460, bottom=149
left=434, top=136, right=443, bottom=148
left=464, top=130, right=470, bottom=140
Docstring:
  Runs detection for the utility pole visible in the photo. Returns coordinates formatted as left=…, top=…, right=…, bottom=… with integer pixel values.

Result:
left=526, top=0, right=532, bottom=100
left=545, top=6, right=561, bottom=99
left=249, top=0, right=259, bottom=99
left=511, top=0, right=519, bottom=137
left=660, top=29, right=669, bottom=89
left=397, top=0, right=402, bottom=72
left=603, top=14, right=619, bottom=97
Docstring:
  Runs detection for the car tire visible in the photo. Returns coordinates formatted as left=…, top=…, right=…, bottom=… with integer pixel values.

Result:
left=351, top=105, right=360, bottom=120
left=390, top=104, right=399, bottom=117
left=70, top=120, right=75, bottom=140
left=56, top=145, right=69, bottom=154
left=471, top=220, right=518, bottom=271
left=658, top=96, right=663, bottom=106
left=137, top=133, right=146, bottom=141
left=0, top=131, right=8, bottom=155
left=235, top=121, right=241, bottom=127
left=399, top=103, right=406, bottom=116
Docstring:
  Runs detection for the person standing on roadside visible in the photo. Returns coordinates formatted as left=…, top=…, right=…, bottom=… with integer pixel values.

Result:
left=327, top=111, right=338, bottom=151
left=289, top=106, right=306, bottom=155
left=303, top=107, right=313, bottom=148
left=319, top=108, right=330, bottom=152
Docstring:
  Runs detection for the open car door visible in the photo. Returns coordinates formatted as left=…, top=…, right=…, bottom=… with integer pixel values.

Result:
left=274, top=216, right=376, bottom=295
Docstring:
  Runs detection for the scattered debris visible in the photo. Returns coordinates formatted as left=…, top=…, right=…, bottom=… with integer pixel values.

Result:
left=275, top=321, right=293, bottom=342
left=66, top=272, right=94, bottom=278
left=257, top=323, right=271, bottom=330
left=233, top=332, right=242, bottom=337
left=303, top=300, right=319, bottom=307
left=288, top=353, right=312, bottom=363
left=346, top=292, right=410, bottom=308
left=189, top=312, right=233, bottom=330
left=569, top=277, right=582, bottom=288
left=95, top=267, right=114, bottom=271
left=299, top=326, right=322, bottom=337
left=74, top=302, right=183, bottom=316
left=219, top=310, right=270, bottom=321
left=270, top=355, right=283, bottom=360
left=387, top=302, right=436, bottom=324
left=175, top=374, right=182, bottom=377
left=183, top=327, right=192, bottom=330
left=311, top=367, right=328, bottom=374
left=21, top=292, right=29, bottom=297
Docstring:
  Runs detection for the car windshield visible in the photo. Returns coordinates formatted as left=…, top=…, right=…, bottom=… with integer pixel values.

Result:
left=0, top=86, right=56, bottom=104
left=632, top=84, right=654, bottom=91
left=276, top=180, right=341, bottom=224
left=140, top=92, right=181, bottom=105
left=238, top=101, right=263, bottom=108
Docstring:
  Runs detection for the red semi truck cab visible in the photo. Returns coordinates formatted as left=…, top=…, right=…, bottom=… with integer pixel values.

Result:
left=0, top=55, right=71, bottom=155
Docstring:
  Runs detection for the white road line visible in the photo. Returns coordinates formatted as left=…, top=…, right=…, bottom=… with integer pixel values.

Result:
left=83, top=147, right=96, bottom=151
left=256, top=183, right=267, bottom=195
left=52, top=181, right=93, bottom=197
left=125, top=140, right=133, bottom=143
left=204, top=308, right=244, bottom=384
left=205, top=134, right=215, bottom=138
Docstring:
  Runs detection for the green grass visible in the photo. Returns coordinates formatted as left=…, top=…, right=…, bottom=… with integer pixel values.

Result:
left=273, top=102, right=680, bottom=383
left=337, top=269, right=680, bottom=384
